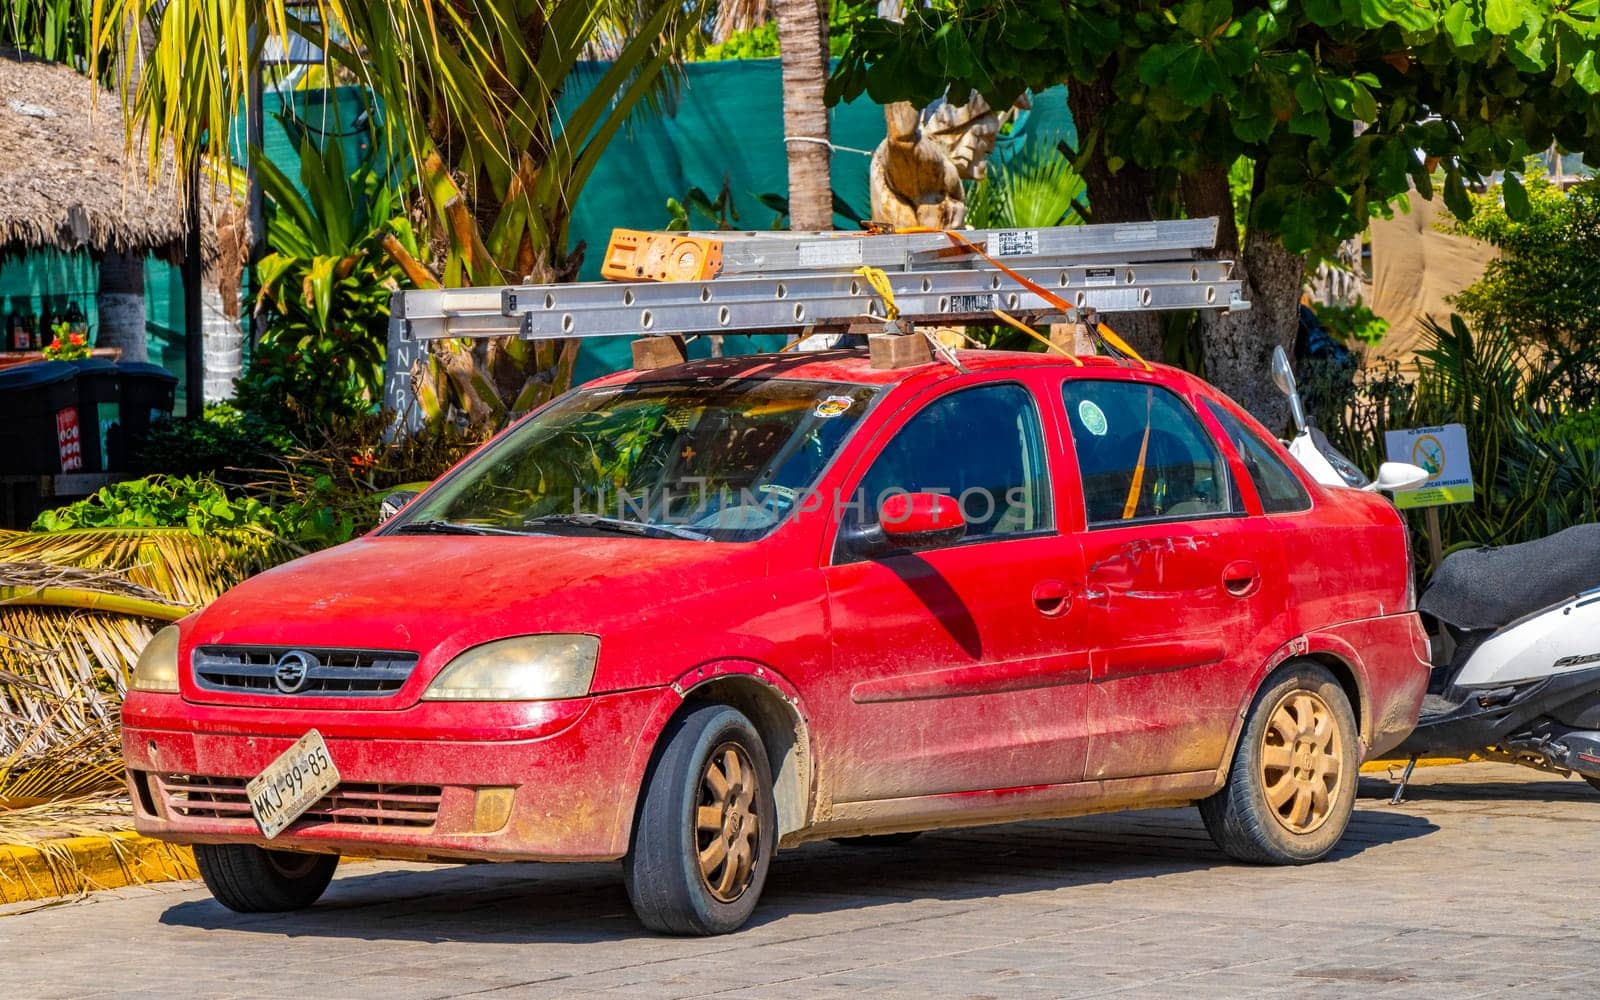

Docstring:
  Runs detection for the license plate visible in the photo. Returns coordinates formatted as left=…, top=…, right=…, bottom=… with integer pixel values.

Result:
left=245, top=730, right=341, bottom=839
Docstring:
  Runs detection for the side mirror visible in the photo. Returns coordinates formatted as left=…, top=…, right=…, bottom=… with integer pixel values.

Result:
left=1269, top=344, right=1307, bottom=434
left=842, top=491, right=967, bottom=556
left=879, top=492, right=966, bottom=549
left=1364, top=462, right=1430, bottom=494
left=378, top=489, right=420, bottom=524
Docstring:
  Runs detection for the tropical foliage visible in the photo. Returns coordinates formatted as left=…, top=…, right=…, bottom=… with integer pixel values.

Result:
left=248, top=132, right=418, bottom=426
left=0, top=0, right=115, bottom=78
left=964, top=140, right=1086, bottom=230
left=93, top=0, right=712, bottom=434
left=0, top=527, right=295, bottom=802
left=1323, top=316, right=1600, bottom=568
left=697, top=7, right=850, bottom=60
left=828, top=0, right=1600, bottom=419
left=1448, top=174, right=1600, bottom=352
left=32, top=474, right=308, bottom=538
left=1315, top=302, right=1390, bottom=347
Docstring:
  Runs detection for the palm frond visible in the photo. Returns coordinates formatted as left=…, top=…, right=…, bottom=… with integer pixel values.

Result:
left=0, top=527, right=296, bottom=606
left=0, top=526, right=296, bottom=801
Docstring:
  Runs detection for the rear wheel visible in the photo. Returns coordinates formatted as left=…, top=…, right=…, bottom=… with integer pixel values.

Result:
left=624, top=704, right=777, bottom=935
left=1582, top=774, right=1600, bottom=794
left=1200, top=663, right=1358, bottom=865
left=193, top=843, right=338, bottom=912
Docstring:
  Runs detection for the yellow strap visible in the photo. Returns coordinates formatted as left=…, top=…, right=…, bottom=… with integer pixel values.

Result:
left=990, top=310, right=1084, bottom=365
left=1121, top=387, right=1154, bottom=519
left=1095, top=323, right=1146, bottom=365
left=854, top=266, right=900, bottom=320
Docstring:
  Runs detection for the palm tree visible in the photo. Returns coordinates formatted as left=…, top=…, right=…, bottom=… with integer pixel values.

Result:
left=774, top=0, right=832, bottom=231
left=91, top=1, right=709, bottom=430
left=96, top=250, right=147, bottom=364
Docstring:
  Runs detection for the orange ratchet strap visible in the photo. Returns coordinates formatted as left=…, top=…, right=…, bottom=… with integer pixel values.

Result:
left=908, top=228, right=1153, bottom=371
left=989, top=309, right=1084, bottom=365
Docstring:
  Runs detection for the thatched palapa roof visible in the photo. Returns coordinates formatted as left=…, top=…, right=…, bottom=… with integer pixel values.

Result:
left=0, top=50, right=189, bottom=257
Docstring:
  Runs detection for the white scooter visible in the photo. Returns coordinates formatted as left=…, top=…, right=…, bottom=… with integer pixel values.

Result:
left=1270, top=346, right=1600, bottom=799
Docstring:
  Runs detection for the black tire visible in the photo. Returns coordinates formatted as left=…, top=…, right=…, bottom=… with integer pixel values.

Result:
left=193, top=843, right=338, bottom=912
left=1199, top=662, right=1359, bottom=865
left=830, top=832, right=922, bottom=847
left=1582, top=774, right=1600, bottom=794
left=624, top=704, right=777, bottom=935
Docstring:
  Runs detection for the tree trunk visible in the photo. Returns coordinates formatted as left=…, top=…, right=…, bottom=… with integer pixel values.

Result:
left=201, top=279, right=244, bottom=403
left=1192, top=159, right=1305, bottom=430
left=96, top=250, right=148, bottom=363
left=775, top=0, right=832, bottom=230
left=1066, top=72, right=1164, bottom=360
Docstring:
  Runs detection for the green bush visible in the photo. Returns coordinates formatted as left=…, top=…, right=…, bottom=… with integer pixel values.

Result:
left=247, top=129, right=418, bottom=430
left=1323, top=314, right=1600, bottom=567
left=1315, top=302, right=1389, bottom=346
left=1447, top=173, right=1600, bottom=351
left=134, top=403, right=289, bottom=480
left=698, top=18, right=849, bottom=61
left=32, top=475, right=296, bottom=537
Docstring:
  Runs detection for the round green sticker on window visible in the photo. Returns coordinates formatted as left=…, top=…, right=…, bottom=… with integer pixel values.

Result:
left=1078, top=399, right=1108, bottom=436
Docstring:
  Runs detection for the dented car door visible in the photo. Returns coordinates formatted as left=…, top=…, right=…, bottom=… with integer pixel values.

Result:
left=1058, top=376, right=1283, bottom=781
left=821, top=377, right=1091, bottom=803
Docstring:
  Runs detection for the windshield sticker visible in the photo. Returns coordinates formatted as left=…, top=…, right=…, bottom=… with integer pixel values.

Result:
left=1078, top=400, right=1109, bottom=436
left=814, top=395, right=855, bottom=418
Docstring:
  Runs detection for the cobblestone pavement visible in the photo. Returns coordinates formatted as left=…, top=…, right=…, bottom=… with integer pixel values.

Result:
left=4, top=763, right=1598, bottom=1000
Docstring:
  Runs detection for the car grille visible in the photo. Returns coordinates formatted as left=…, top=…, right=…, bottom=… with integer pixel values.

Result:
left=154, top=774, right=442, bottom=829
left=191, top=646, right=418, bottom=697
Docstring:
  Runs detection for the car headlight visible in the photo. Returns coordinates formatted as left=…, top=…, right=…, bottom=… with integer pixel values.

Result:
left=132, top=625, right=181, bottom=693
left=422, top=634, right=599, bottom=701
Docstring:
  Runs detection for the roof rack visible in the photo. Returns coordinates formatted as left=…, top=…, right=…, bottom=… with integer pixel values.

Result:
left=383, top=219, right=1249, bottom=420
left=391, top=218, right=1248, bottom=345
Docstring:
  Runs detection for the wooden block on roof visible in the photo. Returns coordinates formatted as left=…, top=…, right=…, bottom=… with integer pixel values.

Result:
left=868, top=331, right=933, bottom=369
left=631, top=336, right=687, bottom=370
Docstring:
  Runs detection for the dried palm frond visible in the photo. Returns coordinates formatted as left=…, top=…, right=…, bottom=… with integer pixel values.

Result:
left=0, top=712, right=126, bottom=801
left=0, top=527, right=302, bottom=803
left=0, top=561, right=189, bottom=623
left=0, top=792, right=133, bottom=844
left=0, top=527, right=295, bottom=606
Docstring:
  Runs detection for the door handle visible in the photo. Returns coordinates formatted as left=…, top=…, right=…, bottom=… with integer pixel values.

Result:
left=1222, top=560, right=1261, bottom=598
left=1032, top=579, right=1071, bottom=617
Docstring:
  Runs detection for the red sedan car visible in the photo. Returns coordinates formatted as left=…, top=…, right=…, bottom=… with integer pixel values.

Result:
left=124, top=349, right=1429, bottom=934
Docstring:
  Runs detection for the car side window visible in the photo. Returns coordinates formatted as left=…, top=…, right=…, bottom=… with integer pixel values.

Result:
left=1062, top=380, right=1231, bottom=525
left=845, top=382, right=1052, bottom=546
left=1203, top=400, right=1313, bottom=514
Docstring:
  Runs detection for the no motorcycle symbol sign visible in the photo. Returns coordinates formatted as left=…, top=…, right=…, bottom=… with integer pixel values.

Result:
left=1384, top=423, right=1474, bottom=509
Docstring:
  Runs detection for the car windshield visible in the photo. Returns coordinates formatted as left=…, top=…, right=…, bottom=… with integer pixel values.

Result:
left=391, top=378, right=879, bottom=542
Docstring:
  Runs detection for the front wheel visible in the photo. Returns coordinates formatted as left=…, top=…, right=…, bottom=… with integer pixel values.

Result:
left=624, top=704, right=777, bottom=935
left=1199, top=663, right=1359, bottom=865
left=193, top=844, right=338, bottom=912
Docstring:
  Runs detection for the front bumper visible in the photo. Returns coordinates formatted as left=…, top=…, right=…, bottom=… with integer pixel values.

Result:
left=122, top=687, right=666, bottom=862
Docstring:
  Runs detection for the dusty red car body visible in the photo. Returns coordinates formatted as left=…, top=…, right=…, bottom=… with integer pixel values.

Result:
left=123, top=350, right=1430, bottom=862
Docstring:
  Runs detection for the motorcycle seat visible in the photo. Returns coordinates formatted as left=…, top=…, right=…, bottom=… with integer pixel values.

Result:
left=1418, top=523, right=1600, bottom=631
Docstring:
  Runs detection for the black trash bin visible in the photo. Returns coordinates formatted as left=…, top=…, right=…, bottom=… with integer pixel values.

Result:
left=0, top=361, right=83, bottom=475
left=66, top=357, right=122, bottom=472
left=116, top=361, right=179, bottom=464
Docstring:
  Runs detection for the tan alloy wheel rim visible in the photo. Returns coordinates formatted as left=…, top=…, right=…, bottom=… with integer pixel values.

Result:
left=695, top=743, right=760, bottom=903
left=1260, top=690, right=1343, bottom=835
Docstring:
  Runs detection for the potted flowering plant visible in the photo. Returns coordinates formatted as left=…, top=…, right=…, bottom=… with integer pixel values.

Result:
left=42, top=320, right=90, bottom=361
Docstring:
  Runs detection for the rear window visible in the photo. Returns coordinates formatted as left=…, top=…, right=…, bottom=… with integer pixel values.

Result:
left=1203, top=401, right=1312, bottom=514
left=1062, top=380, right=1231, bottom=524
